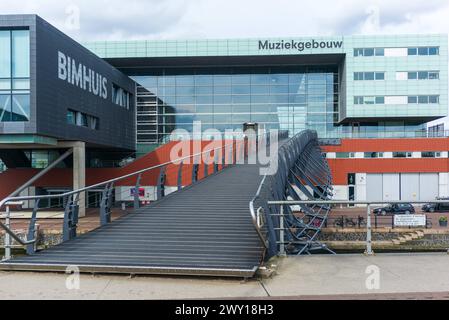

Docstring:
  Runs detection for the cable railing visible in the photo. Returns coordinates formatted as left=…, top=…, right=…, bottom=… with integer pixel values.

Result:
left=250, top=130, right=334, bottom=258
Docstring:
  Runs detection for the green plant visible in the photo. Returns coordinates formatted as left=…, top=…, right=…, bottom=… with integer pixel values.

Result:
left=439, top=216, right=448, bottom=223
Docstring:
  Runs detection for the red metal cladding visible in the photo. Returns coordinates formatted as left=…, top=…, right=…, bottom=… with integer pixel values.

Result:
left=323, top=138, right=449, bottom=185
left=0, top=139, right=241, bottom=199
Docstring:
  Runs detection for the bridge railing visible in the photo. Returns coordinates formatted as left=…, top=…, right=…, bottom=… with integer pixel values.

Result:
left=250, top=130, right=334, bottom=258
left=266, top=200, right=449, bottom=255
left=0, top=133, right=270, bottom=260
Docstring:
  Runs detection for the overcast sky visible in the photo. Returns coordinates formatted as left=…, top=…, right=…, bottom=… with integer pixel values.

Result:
left=2, top=0, right=449, bottom=40
left=3, top=0, right=449, bottom=126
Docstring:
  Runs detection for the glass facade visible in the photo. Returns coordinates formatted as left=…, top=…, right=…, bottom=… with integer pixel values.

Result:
left=132, top=66, right=339, bottom=142
left=0, top=29, right=30, bottom=122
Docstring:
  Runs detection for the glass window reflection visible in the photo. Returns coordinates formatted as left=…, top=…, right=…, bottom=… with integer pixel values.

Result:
left=0, top=29, right=30, bottom=123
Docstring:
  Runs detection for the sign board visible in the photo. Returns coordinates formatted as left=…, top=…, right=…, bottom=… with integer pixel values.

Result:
left=130, top=187, right=145, bottom=197
left=394, top=214, right=426, bottom=227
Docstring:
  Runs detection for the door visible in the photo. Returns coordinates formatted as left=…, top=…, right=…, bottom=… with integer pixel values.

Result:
left=366, top=174, right=383, bottom=201
left=383, top=174, right=400, bottom=201
left=401, top=173, right=419, bottom=201
left=419, top=173, right=439, bottom=201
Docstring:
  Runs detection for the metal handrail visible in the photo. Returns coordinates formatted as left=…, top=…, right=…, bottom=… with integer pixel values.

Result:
left=267, top=200, right=449, bottom=205
left=0, top=137, right=250, bottom=246
left=249, top=175, right=269, bottom=249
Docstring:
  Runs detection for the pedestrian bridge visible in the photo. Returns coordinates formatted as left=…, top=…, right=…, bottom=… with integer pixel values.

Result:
left=0, top=130, right=333, bottom=277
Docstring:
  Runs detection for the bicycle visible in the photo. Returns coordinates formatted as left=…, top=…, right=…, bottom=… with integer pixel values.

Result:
left=333, top=216, right=356, bottom=228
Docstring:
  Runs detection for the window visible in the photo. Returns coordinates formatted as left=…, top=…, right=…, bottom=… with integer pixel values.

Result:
left=354, top=96, right=364, bottom=105
left=429, top=95, right=439, bottom=104
left=0, top=31, right=11, bottom=78
left=418, top=47, right=429, bottom=55
left=68, top=109, right=99, bottom=130
left=354, top=72, right=384, bottom=81
left=112, top=83, right=132, bottom=109
left=408, top=48, right=417, bottom=55
left=354, top=48, right=364, bottom=57
left=422, top=152, right=436, bottom=158
left=407, top=71, right=439, bottom=80
left=375, top=48, right=384, bottom=56
left=66, top=110, right=75, bottom=124
left=408, top=95, right=439, bottom=104
left=418, top=96, right=429, bottom=104
left=418, top=71, right=428, bottom=80
left=429, top=47, right=439, bottom=55
left=364, top=152, right=383, bottom=158
left=354, top=96, right=384, bottom=105
left=364, top=48, right=374, bottom=56
left=408, top=72, right=418, bottom=80
left=375, top=72, right=385, bottom=80
left=364, top=96, right=375, bottom=104
left=364, top=72, right=375, bottom=80
left=375, top=96, right=385, bottom=104
left=76, top=112, right=87, bottom=127
left=408, top=47, right=439, bottom=56
left=0, top=29, right=30, bottom=122
left=429, top=72, right=439, bottom=80
left=393, top=152, right=412, bottom=158
left=336, top=152, right=350, bottom=158
left=11, top=94, right=30, bottom=121
left=347, top=173, right=356, bottom=185
left=353, top=48, right=384, bottom=57
left=408, top=96, right=418, bottom=104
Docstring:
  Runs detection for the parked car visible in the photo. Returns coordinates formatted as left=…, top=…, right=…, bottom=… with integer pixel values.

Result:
left=373, top=203, right=415, bottom=216
left=422, top=202, right=449, bottom=213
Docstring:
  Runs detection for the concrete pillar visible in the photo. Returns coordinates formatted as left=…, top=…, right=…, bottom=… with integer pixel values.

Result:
left=73, top=142, right=86, bottom=217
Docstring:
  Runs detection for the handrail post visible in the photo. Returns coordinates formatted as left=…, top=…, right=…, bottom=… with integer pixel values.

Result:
left=134, top=174, right=142, bottom=209
left=203, top=161, right=208, bottom=178
left=100, top=186, right=109, bottom=226
left=3, top=206, right=11, bottom=260
left=192, top=163, right=199, bottom=184
left=279, top=205, right=285, bottom=256
left=233, top=140, right=237, bottom=164
left=157, top=166, right=166, bottom=200
left=26, top=199, right=40, bottom=255
left=214, top=152, right=219, bottom=173
left=221, top=147, right=226, bottom=169
left=62, top=195, right=77, bottom=242
left=365, top=203, right=374, bottom=256
left=177, top=161, right=183, bottom=191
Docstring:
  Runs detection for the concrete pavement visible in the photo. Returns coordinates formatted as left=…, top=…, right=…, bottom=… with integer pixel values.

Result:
left=0, top=253, right=448, bottom=299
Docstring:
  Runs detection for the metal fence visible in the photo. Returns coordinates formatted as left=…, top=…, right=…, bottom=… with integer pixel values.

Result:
left=266, top=200, right=449, bottom=256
